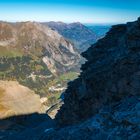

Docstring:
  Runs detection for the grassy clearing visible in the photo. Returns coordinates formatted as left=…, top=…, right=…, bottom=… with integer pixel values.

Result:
left=45, top=72, right=79, bottom=99
left=56, top=72, right=79, bottom=83
left=54, top=92, right=62, bottom=99
left=0, top=46, right=23, bottom=57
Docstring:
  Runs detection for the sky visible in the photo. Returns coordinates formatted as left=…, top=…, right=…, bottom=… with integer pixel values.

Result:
left=0, top=0, right=140, bottom=24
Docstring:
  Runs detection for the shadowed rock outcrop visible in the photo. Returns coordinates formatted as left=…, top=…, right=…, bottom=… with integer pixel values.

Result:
left=35, top=17, right=140, bottom=140
left=55, top=17, right=140, bottom=127
left=0, top=113, right=55, bottom=140
left=57, top=19, right=140, bottom=125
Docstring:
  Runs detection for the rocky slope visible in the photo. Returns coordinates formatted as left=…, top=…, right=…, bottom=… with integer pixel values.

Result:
left=1, top=17, right=140, bottom=140
left=0, top=81, right=45, bottom=119
left=0, top=21, right=80, bottom=74
left=44, top=22, right=97, bottom=52
left=53, top=17, right=140, bottom=138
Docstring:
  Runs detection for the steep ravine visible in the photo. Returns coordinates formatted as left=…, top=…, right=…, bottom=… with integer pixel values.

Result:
left=2, top=17, right=140, bottom=140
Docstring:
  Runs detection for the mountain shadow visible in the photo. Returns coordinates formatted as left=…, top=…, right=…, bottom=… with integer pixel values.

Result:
left=0, top=113, right=55, bottom=140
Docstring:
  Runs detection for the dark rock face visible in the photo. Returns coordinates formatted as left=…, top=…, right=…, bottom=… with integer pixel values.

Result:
left=43, top=96, right=140, bottom=140
left=0, top=113, right=55, bottom=140
left=55, top=17, right=140, bottom=129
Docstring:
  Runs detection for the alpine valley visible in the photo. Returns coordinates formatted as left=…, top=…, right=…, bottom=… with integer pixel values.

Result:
left=0, top=21, right=81, bottom=117
left=0, top=21, right=108, bottom=118
left=0, top=17, right=140, bottom=140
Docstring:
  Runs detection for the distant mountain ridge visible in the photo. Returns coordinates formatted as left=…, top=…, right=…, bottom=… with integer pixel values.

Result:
left=87, top=25, right=111, bottom=38
left=43, top=21, right=97, bottom=52
left=0, top=21, right=81, bottom=74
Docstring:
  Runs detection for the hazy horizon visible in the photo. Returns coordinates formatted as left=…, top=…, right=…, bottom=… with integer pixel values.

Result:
left=0, top=20, right=124, bottom=25
left=0, top=0, right=139, bottom=24
left=0, top=19, right=138, bottom=25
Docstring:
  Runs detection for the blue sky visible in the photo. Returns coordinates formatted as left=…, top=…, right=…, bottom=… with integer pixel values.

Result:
left=0, top=0, right=140, bottom=23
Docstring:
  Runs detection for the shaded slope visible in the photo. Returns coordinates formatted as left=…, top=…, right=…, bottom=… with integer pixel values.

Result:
left=0, top=113, right=55, bottom=140
left=56, top=17, right=140, bottom=125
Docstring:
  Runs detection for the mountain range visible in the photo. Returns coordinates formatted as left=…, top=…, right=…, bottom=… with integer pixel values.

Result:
left=0, top=19, right=119, bottom=139
left=0, top=20, right=109, bottom=119
left=44, top=22, right=98, bottom=52
left=0, top=21, right=81, bottom=73
left=0, top=21, right=82, bottom=118
left=0, top=17, right=139, bottom=140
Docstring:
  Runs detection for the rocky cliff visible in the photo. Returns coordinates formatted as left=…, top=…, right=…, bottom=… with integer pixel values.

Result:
left=51, top=17, right=140, bottom=139
left=1, top=18, right=140, bottom=140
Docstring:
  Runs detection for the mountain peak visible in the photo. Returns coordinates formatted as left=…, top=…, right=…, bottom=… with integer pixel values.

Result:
left=45, top=21, right=97, bottom=52
left=69, top=22, right=83, bottom=26
left=0, top=21, right=81, bottom=74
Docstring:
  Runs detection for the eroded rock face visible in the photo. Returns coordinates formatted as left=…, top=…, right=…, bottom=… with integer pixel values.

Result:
left=55, top=17, right=140, bottom=126
left=0, top=21, right=81, bottom=74
left=42, top=96, right=140, bottom=140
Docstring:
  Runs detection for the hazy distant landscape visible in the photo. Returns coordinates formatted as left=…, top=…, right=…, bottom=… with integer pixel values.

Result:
left=87, top=25, right=111, bottom=38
